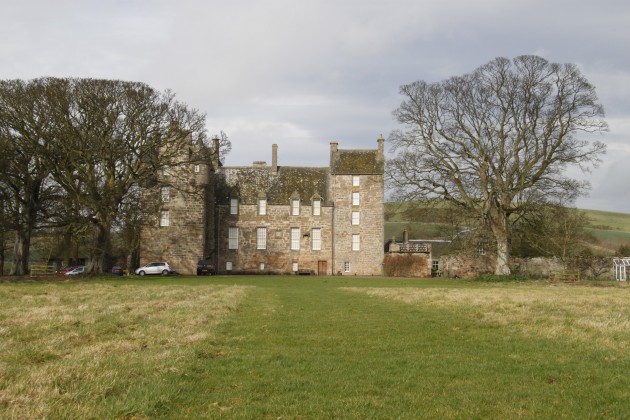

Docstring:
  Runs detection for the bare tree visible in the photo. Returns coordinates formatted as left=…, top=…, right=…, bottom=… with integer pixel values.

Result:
left=0, top=79, right=63, bottom=275
left=37, top=78, right=209, bottom=273
left=215, top=130, right=231, bottom=159
left=388, top=56, right=607, bottom=275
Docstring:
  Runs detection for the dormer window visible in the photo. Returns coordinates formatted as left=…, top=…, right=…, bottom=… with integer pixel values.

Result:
left=290, top=192, right=301, bottom=216
left=312, top=199, right=321, bottom=216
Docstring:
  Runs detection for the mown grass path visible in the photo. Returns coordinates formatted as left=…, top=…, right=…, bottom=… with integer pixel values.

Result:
left=166, top=277, right=630, bottom=419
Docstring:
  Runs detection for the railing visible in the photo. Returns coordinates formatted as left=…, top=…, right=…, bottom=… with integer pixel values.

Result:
left=398, top=243, right=429, bottom=253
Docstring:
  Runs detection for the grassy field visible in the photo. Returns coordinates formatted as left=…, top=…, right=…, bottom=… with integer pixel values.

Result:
left=583, top=209, right=630, bottom=232
left=2, top=275, right=630, bottom=418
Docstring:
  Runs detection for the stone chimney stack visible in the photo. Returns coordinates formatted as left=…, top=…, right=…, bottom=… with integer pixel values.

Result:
left=403, top=229, right=409, bottom=244
left=271, top=144, right=278, bottom=174
left=377, top=134, right=384, bottom=155
left=330, top=141, right=338, bottom=169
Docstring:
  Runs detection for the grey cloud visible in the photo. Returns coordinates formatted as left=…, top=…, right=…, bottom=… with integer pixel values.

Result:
left=1, top=0, right=628, bottom=212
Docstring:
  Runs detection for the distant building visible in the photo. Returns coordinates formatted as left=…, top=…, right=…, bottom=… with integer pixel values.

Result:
left=139, top=136, right=385, bottom=275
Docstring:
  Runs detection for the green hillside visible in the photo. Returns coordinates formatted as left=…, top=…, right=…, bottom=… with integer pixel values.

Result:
left=384, top=202, right=630, bottom=254
left=582, top=209, right=630, bottom=231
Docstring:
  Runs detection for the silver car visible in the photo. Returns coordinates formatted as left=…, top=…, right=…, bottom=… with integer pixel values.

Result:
left=65, top=266, right=86, bottom=276
left=135, top=262, right=172, bottom=276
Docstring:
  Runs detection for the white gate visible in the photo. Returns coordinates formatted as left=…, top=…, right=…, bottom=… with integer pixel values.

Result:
left=613, top=258, right=630, bottom=281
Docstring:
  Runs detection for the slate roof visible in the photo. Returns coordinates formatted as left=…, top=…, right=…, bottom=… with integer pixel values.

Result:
left=331, top=149, right=384, bottom=175
left=217, top=166, right=329, bottom=205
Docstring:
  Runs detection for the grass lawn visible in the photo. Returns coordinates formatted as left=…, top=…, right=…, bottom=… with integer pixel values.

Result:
left=2, top=276, right=630, bottom=418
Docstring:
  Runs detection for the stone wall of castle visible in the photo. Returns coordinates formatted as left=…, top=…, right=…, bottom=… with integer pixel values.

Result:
left=217, top=202, right=333, bottom=274
left=139, top=147, right=211, bottom=274
left=140, top=138, right=385, bottom=276
left=329, top=173, right=384, bottom=275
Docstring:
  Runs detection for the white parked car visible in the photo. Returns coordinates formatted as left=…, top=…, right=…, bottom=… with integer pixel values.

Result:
left=135, top=262, right=172, bottom=276
left=65, top=266, right=86, bottom=276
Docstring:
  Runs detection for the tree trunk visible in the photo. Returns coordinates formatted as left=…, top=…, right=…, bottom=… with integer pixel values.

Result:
left=10, top=228, right=31, bottom=276
left=126, top=252, right=134, bottom=277
left=87, top=221, right=111, bottom=274
left=0, top=232, right=5, bottom=276
left=489, top=210, right=511, bottom=275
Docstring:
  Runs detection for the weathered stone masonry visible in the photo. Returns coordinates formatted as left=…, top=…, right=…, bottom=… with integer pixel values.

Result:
left=140, top=136, right=385, bottom=275
left=139, top=138, right=214, bottom=274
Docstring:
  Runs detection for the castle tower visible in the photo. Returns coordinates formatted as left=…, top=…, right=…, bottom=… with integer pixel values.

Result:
left=138, top=134, right=213, bottom=274
left=328, top=136, right=385, bottom=275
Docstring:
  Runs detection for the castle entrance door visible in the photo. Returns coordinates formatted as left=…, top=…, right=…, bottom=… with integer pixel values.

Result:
left=318, top=260, right=327, bottom=276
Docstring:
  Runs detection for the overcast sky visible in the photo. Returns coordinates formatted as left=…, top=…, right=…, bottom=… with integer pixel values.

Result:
left=1, top=0, right=628, bottom=212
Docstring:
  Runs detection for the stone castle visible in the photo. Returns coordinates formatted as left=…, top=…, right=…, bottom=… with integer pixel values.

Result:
left=139, top=136, right=385, bottom=275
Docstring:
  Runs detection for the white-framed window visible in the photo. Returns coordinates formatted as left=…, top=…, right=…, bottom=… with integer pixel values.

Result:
left=291, top=199, right=300, bottom=216
left=230, top=198, right=238, bottom=215
left=292, top=262, right=298, bottom=272
left=352, top=234, right=360, bottom=251
left=352, top=211, right=360, bottom=225
left=228, top=227, right=239, bottom=249
left=312, top=199, right=321, bottom=216
left=291, top=228, right=300, bottom=250
left=162, top=167, right=171, bottom=177
left=257, top=227, right=267, bottom=250
left=352, top=175, right=360, bottom=187
left=259, top=262, right=265, bottom=270
left=160, top=210, right=169, bottom=227
left=352, top=192, right=360, bottom=206
left=478, top=241, right=486, bottom=256
left=160, top=186, right=170, bottom=202
left=312, top=228, right=321, bottom=251
left=259, top=199, right=267, bottom=215
left=344, top=261, right=350, bottom=272
left=432, top=260, right=439, bottom=272
left=194, top=164, right=200, bottom=173
left=226, top=261, right=233, bottom=271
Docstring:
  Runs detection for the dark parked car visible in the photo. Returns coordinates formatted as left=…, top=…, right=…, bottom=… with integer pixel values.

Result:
left=111, top=266, right=127, bottom=276
left=197, top=259, right=217, bottom=275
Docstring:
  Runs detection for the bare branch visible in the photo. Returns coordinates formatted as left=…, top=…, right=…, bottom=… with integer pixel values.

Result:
left=387, top=55, right=607, bottom=274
